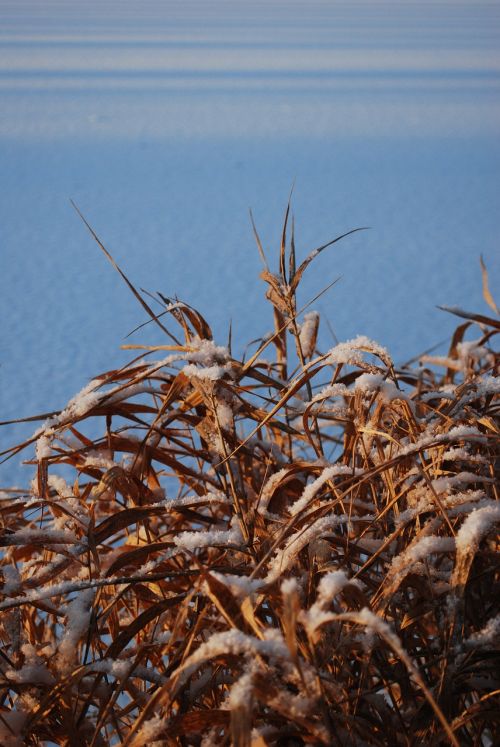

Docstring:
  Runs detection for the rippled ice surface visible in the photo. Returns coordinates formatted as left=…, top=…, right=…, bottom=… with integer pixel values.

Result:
left=1, top=1, right=499, bottom=483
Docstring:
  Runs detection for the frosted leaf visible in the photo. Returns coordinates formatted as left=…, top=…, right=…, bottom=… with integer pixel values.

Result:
left=6, top=643, right=54, bottom=685
left=188, top=337, right=230, bottom=365
left=182, top=362, right=231, bottom=381
left=83, top=454, right=120, bottom=470
left=420, top=355, right=463, bottom=372
left=456, top=340, right=493, bottom=364
left=89, top=659, right=166, bottom=684
left=326, top=335, right=391, bottom=367
left=395, top=490, right=487, bottom=526
left=448, top=498, right=500, bottom=518
left=356, top=608, right=403, bottom=651
left=215, top=399, right=234, bottom=429
left=265, top=514, right=353, bottom=584
left=289, top=465, right=362, bottom=516
left=173, top=517, right=243, bottom=552
left=301, top=570, right=353, bottom=636
left=134, top=715, right=164, bottom=741
left=473, top=374, right=500, bottom=396
left=152, top=490, right=228, bottom=511
left=58, top=588, right=94, bottom=671
left=257, top=467, right=291, bottom=515
left=1, top=528, right=78, bottom=546
left=182, top=338, right=232, bottom=380
left=177, top=629, right=289, bottom=685
left=431, top=471, right=493, bottom=494
left=35, top=434, right=53, bottom=460
left=228, top=669, right=254, bottom=709
left=392, top=535, right=455, bottom=573
left=47, top=474, right=74, bottom=499
left=354, top=372, right=413, bottom=407
left=62, top=380, right=101, bottom=418
left=420, top=389, right=456, bottom=402
left=210, top=572, right=263, bottom=599
left=2, top=565, right=21, bottom=594
left=455, top=504, right=500, bottom=555
left=440, top=447, right=487, bottom=464
left=298, top=311, right=319, bottom=358
left=399, top=425, right=486, bottom=456
left=310, top=382, right=350, bottom=404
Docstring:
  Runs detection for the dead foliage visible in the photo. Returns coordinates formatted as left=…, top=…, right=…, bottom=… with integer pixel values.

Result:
left=0, top=207, right=498, bottom=746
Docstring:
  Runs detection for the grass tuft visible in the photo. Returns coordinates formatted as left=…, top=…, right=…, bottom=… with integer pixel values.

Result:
left=0, top=211, right=499, bottom=746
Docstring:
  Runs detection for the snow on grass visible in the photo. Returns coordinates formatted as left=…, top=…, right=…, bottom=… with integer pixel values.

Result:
left=300, top=570, right=354, bottom=637
left=465, top=614, right=500, bottom=649
left=455, top=504, right=500, bottom=555
left=298, top=311, right=319, bottom=358
left=288, top=465, right=362, bottom=516
left=326, top=336, right=392, bottom=367
left=265, top=514, right=354, bottom=584
left=58, top=587, right=94, bottom=671
left=173, top=517, right=243, bottom=552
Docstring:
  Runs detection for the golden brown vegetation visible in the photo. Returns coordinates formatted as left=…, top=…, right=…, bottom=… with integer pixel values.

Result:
left=0, top=210, right=499, bottom=746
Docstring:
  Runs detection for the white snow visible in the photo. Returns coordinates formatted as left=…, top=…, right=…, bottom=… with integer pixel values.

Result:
left=281, top=577, right=300, bottom=596
left=257, top=468, right=291, bottom=515
left=2, top=565, right=21, bottom=594
left=173, top=517, right=243, bottom=552
left=399, top=425, right=487, bottom=457
left=182, top=363, right=231, bottom=381
left=326, top=336, right=392, bottom=368
left=58, top=588, right=95, bottom=670
left=210, top=571, right=263, bottom=599
left=289, top=465, right=362, bottom=516
left=465, top=614, right=500, bottom=648
left=431, top=472, right=493, bottom=493
left=301, top=570, right=353, bottom=636
left=440, top=447, right=487, bottom=464
left=1, top=528, right=78, bottom=546
left=455, top=504, right=500, bottom=555
left=265, top=514, right=353, bottom=583
left=298, top=311, right=319, bottom=358
left=134, top=715, right=165, bottom=741
left=178, top=628, right=289, bottom=683
left=390, top=535, right=456, bottom=576
left=310, top=383, right=350, bottom=404
left=6, top=643, right=54, bottom=686
left=354, top=372, right=412, bottom=407
left=228, top=670, right=254, bottom=709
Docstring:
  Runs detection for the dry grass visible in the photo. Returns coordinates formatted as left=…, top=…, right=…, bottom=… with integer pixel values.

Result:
left=0, top=208, right=499, bottom=746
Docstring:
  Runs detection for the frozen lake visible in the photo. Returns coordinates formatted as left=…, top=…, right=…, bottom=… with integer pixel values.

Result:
left=1, top=0, right=499, bottom=484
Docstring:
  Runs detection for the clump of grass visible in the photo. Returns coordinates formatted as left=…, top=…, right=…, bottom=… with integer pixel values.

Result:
left=0, top=208, right=499, bottom=746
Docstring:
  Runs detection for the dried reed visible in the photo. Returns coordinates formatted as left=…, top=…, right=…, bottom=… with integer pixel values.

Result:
left=0, top=207, right=498, bottom=746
